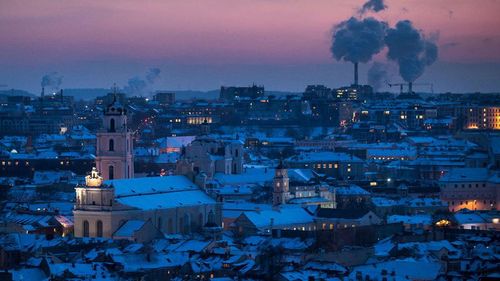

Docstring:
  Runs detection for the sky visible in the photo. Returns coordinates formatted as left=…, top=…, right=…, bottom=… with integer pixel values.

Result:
left=1, top=0, right=500, bottom=95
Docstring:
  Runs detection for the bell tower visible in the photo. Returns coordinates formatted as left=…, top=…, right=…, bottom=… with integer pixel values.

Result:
left=273, top=160, right=290, bottom=205
left=74, top=167, right=115, bottom=237
left=95, top=95, right=134, bottom=180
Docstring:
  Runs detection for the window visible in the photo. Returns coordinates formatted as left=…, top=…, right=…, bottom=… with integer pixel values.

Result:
left=109, top=165, right=114, bottom=180
left=96, top=220, right=103, bottom=237
left=110, top=118, right=115, bottom=132
left=109, top=139, right=114, bottom=151
left=83, top=220, right=89, bottom=237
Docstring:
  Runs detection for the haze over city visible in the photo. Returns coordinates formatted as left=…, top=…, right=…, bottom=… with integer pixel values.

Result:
left=1, top=0, right=500, bottom=93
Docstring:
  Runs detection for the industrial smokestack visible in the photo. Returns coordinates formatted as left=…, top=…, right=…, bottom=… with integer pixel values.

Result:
left=354, top=62, right=359, bottom=86
left=330, top=17, right=387, bottom=86
left=408, top=82, right=413, bottom=94
left=41, top=87, right=45, bottom=98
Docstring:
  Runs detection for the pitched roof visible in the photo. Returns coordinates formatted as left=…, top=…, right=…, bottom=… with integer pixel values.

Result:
left=240, top=206, right=314, bottom=229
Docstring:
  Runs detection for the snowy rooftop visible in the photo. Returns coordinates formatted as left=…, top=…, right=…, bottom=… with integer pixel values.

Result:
left=214, top=166, right=275, bottom=185
left=240, top=205, right=314, bottom=229
left=439, top=168, right=490, bottom=182
left=107, top=176, right=216, bottom=210
left=387, top=214, right=432, bottom=225
left=113, top=220, right=146, bottom=237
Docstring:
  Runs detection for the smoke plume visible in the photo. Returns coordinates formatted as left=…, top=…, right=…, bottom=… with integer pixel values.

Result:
left=367, top=62, right=388, bottom=91
left=359, top=0, right=386, bottom=15
left=146, top=68, right=161, bottom=84
left=125, top=68, right=162, bottom=96
left=331, top=17, right=388, bottom=64
left=385, top=20, right=438, bottom=83
left=41, top=72, right=63, bottom=91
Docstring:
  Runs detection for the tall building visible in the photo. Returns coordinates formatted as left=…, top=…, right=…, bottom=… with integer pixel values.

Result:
left=95, top=96, right=134, bottom=180
left=463, top=106, right=500, bottom=130
left=273, top=161, right=290, bottom=205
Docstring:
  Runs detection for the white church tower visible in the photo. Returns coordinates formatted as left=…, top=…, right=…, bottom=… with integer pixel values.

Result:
left=74, top=167, right=115, bottom=237
left=95, top=95, right=134, bottom=180
left=273, top=160, right=290, bottom=205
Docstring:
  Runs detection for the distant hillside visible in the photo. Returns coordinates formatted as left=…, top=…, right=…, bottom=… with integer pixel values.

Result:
left=0, top=89, right=35, bottom=97
left=4, top=88, right=302, bottom=101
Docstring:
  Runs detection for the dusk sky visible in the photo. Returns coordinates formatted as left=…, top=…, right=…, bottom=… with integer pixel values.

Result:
left=1, top=0, right=500, bottom=94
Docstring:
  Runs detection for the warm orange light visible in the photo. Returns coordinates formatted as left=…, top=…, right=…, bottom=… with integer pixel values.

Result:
left=435, top=219, right=451, bottom=227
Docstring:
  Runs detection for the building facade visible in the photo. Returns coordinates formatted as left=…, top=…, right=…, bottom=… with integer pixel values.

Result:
left=73, top=168, right=221, bottom=238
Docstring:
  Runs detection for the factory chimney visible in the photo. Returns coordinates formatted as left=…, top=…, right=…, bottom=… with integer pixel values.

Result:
left=41, top=87, right=45, bottom=98
left=354, top=62, right=359, bottom=86
left=408, top=82, right=413, bottom=94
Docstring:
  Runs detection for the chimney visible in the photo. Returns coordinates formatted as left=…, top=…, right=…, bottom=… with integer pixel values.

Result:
left=41, top=87, right=45, bottom=98
left=408, top=82, right=413, bottom=94
left=354, top=62, right=359, bottom=86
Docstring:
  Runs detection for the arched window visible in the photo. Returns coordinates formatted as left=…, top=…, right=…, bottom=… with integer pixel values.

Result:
left=83, top=220, right=89, bottom=237
left=207, top=210, right=215, bottom=226
left=110, top=118, right=115, bottom=132
left=96, top=220, right=103, bottom=237
left=109, top=165, right=114, bottom=180
left=109, top=139, right=114, bottom=151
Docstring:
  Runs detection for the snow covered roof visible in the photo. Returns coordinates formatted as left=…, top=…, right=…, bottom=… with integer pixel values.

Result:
left=214, top=166, right=275, bottom=185
left=113, top=220, right=146, bottom=237
left=108, top=176, right=216, bottom=210
left=334, top=184, right=370, bottom=195
left=288, top=169, right=315, bottom=182
left=440, top=168, right=490, bottom=182
left=387, top=214, right=432, bottom=225
left=349, top=259, right=442, bottom=281
left=108, top=175, right=196, bottom=197
left=240, top=206, right=314, bottom=229
left=454, top=212, right=488, bottom=225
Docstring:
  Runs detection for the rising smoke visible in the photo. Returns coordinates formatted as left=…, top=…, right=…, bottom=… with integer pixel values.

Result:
left=359, top=0, right=386, bottom=15
left=41, top=72, right=63, bottom=91
left=331, top=17, right=388, bottom=64
left=125, top=68, right=162, bottom=96
left=385, top=20, right=438, bottom=83
left=330, top=0, right=438, bottom=87
left=367, top=62, right=388, bottom=91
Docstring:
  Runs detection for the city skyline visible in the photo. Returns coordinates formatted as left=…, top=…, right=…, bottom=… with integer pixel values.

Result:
left=1, top=0, right=500, bottom=94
